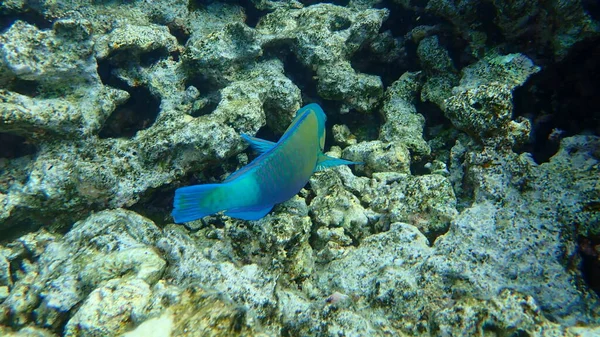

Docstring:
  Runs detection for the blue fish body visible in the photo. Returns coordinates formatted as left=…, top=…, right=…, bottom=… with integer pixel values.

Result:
left=172, top=103, right=359, bottom=223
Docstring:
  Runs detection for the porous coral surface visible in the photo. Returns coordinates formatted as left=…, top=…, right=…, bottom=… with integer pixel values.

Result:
left=1, top=0, right=599, bottom=336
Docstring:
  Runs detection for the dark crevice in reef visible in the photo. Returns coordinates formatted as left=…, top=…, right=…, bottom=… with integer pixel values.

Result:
left=97, top=60, right=161, bottom=139
left=185, top=74, right=223, bottom=117
left=350, top=39, right=408, bottom=88
left=103, top=47, right=174, bottom=68
left=128, top=186, right=176, bottom=227
left=269, top=44, right=382, bottom=146
left=583, top=0, right=600, bottom=21
left=432, top=27, right=478, bottom=71
left=254, top=126, right=279, bottom=144
left=5, top=78, right=41, bottom=98
left=326, top=107, right=382, bottom=146
left=97, top=57, right=118, bottom=87
left=237, top=0, right=270, bottom=28
left=376, top=0, right=436, bottom=38
left=188, top=0, right=269, bottom=28
left=141, top=47, right=180, bottom=66
left=0, top=218, right=44, bottom=247
left=418, top=100, right=455, bottom=167
left=260, top=101, right=287, bottom=140
left=330, top=15, right=351, bottom=31
left=421, top=100, right=452, bottom=131
left=513, top=37, right=600, bottom=164
left=167, top=23, right=191, bottom=46
left=375, top=0, right=428, bottom=74
left=410, top=156, right=431, bottom=176
left=0, top=7, right=53, bottom=33
left=413, top=101, right=454, bottom=175
left=98, top=85, right=160, bottom=139
left=376, top=0, right=477, bottom=72
left=139, top=47, right=173, bottom=67
left=275, top=44, right=320, bottom=103
left=0, top=133, right=37, bottom=159
left=578, top=235, right=600, bottom=297
left=424, top=227, right=448, bottom=247
left=301, top=0, right=350, bottom=7
left=473, top=1, right=505, bottom=48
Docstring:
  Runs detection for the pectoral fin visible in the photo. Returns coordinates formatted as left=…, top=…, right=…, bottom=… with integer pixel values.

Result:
left=241, top=134, right=276, bottom=154
left=315, top=153, right=362, bottom=172
left=224, top=204, right=274, bottom=220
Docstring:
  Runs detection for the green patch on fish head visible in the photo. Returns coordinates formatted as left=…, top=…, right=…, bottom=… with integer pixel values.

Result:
left=302, top=103, right=327, bottom=151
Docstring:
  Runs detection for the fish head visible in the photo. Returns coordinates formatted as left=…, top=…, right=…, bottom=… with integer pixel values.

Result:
left=300, top=103, right=327, bottom=151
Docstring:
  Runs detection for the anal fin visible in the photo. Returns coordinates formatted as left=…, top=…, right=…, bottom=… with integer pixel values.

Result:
left=224, top=205, right=274, bottom=220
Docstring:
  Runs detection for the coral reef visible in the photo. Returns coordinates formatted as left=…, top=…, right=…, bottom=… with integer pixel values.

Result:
left=407, top=0, right=600, bottom=61
left=1, top=0, right=599, bottom=336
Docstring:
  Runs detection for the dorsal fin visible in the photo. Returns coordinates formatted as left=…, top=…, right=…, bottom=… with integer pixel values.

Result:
left=241, top=134, right=276, bottom=154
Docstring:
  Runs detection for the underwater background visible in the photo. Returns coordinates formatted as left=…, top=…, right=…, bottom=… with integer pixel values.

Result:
left=1, top=0, right=599, bottom=336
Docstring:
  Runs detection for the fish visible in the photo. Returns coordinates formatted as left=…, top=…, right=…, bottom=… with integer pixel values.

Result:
left=172, top=103, right=359, bottom=223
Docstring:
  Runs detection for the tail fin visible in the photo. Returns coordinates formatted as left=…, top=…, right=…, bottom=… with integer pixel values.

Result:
left=172, top=184, right=223, bottom=223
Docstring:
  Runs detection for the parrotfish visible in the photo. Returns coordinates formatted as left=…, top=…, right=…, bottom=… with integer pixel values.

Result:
left=172, top=103, right=359, bottom=223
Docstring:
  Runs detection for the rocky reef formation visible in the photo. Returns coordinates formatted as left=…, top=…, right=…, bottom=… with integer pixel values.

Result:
left=1, top=0, right=599, bottom=336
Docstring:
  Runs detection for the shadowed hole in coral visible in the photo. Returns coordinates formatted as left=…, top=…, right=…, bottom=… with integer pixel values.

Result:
left=255, top=112, right=280, bottom=143
left=268, top=44, right=379, bottom=147
left=375, top=0, right=439, bottom=37
left=138, top=47, right=176, bottom=67
left=583, top=0, right=600, bottom=21
left=97, top=60, right=160, bottom=138
left=185, top=74, right=223, bottom=117
left=474, top=1, right=505, bottom=47
left=513, top=37, right=600, bottom=163
left=104, top=46, right=174, bottom=68
left=167, top=24, right=191, bottom=45
left=97, top=57, right=119, bottom=87
left=267, top=42, right=320, bottom=102
left=187, top=0, right=228, bottom=11
left=350, top=31, right=409, bottom=88
left=0, top=133, right=37, bottom=159
left=6, top=78, right=41, bottom=97
left=482, top=323, right=502, bottom=335
left=415, top=101, right=454, bottom=170
left=301, top=0, right=350, bottom=6
left=235, top=0, right=269, bottom=28
left=98, top=85, right=160, bottom=138
left=256, top=104, right=282, bottom=142
left=471, top=102, right=483, bottom=110
left=376, top=0, right=476, bottom=71
left=325, top=105, right=381, bottom=147
left=330, top=15, right=351, bottom=31
left=0, top=7, right=52, bottom=32
left=127, top=186, right=176, bottom=227
left=578, top=235, right=600, bottom=297
left=0, top=218, right=42, bottom=247
left=436, top=31, right=476, bottom=71
left=374, top=0, right=425, bottom=73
